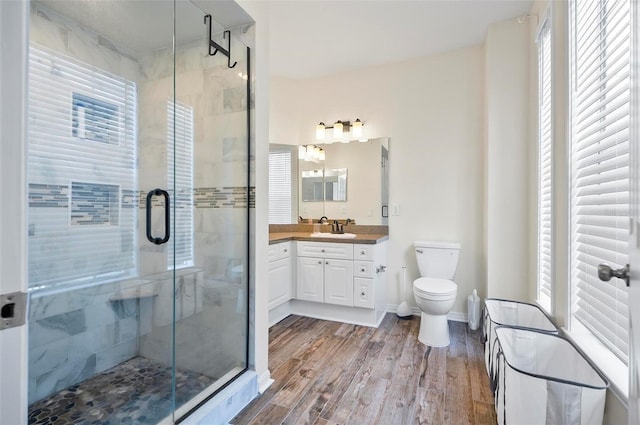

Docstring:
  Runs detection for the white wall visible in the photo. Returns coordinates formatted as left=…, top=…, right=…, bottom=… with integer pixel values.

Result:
left=236, top=0, right=272, bottom=392
left=485, top=18, right=531, bottom=302
left=271, top=45, right=486, bottom=316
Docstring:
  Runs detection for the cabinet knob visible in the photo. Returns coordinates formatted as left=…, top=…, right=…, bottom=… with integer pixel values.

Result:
left=361, top=268, right=365, bottom=272
left=361, top=291, right=365, bottom=296
left=326, top=261, right=329, bottom=265
left=284, top=249, right=287, bottom=253
left=361, top=250, right=366, bottom=255
left=318, top=261, right=322, bottom=264
left=321, top=249, right=325, bottom=252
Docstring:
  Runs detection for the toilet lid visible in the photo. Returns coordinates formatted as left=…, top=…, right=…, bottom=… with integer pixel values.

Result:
left=414, top=277, right=457, bottom=296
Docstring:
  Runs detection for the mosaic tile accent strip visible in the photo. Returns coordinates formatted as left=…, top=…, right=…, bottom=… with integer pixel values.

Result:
left=70, top=181, right=120, bottom=226
left=194, top=187, right=249, bottom=208
left=28, top=183, right=69, bottom=208
left=121, top=189, right=138, bottom=209
left=30, top=185, right=256, bottom=210
left=28, top=356, right=214, bottom=425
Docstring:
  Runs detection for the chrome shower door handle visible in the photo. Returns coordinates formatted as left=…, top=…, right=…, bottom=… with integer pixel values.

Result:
left=146, top=188, right=171, bottom=245
left=598, top=263, right=630, bottom=287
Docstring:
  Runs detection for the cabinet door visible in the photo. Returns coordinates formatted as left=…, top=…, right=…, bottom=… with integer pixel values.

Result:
left=268, top=257, right=291, bottom=309
left=297, top=257, right=324, bottom=303
left=324, top=258, right=354, bottom=307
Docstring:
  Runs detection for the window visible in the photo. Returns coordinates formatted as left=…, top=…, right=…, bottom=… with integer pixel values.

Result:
left=536, top=12, right=553, bottom=312
left=569, top=0, right=631, bottom=364
left=28, top=44, right=137, bottom=290
left=269, top=146, right=294, bottom=224
left=167, top=100, right=194, bottom=269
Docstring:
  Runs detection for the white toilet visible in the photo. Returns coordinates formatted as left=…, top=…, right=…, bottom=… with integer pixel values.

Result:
left=413, top=240, right=460, bottom=347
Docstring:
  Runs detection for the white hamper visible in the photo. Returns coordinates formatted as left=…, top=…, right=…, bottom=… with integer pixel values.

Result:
left=483, top=298, right=557, bottom=387
left=494, top=327, right=608, bottom=425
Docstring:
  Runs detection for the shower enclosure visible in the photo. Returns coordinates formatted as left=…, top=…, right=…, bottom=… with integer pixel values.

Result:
left=26, top=1, right=253, bottom=423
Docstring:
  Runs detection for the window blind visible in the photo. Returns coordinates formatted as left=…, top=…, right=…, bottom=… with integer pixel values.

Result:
left=27, top=44, right=137, bottom=290
left=570, top=0, right=631, bottom=363
left=537, top=15, right=553, bottom=312
left=269, top=147, right=293, bottom=224
left=167, top=100, right=194, bottom=269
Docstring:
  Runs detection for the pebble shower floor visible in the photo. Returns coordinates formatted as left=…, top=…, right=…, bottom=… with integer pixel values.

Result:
left=28, top=357, right=214, bottom=424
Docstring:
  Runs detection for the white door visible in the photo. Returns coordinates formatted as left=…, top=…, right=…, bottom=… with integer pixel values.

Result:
left=0, top=1, right=28, bottom=423
left=629, top=0, right=640, bottom=421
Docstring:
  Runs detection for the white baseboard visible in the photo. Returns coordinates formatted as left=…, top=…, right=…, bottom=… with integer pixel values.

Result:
left=257, top=370, right=274, bottom=394
left=386, top=304, right=468, bottom=323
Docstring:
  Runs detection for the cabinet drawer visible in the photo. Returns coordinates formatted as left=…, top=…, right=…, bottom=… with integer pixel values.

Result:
left=297, top=241, right=353, bottom=260
left=353, top=261, right=375, bottom=278
left=267, top=245, right=279, bottom=262
left=269, top=241, right=293, bottom=262
left=353, top=278, right=374, bottom=309
left=354, top=244, right=374, bottom=261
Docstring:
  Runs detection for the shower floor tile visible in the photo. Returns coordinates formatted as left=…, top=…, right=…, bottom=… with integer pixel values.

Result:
left=28, top=356, right=215, bottom=425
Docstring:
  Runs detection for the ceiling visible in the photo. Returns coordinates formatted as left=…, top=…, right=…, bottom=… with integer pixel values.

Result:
left=35, top=0, right=253, bottom=55
left=267, top=0, right=533, bottom=79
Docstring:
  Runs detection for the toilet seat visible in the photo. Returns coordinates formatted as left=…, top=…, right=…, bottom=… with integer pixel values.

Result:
left=413, top=277, right=457, bottom=298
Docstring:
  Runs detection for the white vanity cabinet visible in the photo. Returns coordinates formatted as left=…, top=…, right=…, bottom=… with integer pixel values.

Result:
left=267, top=241, right=294, bottom=309
left=296, top=242, right=354, bottom=306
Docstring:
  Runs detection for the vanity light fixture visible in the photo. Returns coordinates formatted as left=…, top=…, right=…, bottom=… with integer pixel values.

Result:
left=333, top=120, right=344, bottom=138
left=352, top=118, right=363, bottom=138
left=314, top=118, right=364, bottom=141
left=315, top=122, right=325, bottom=140
left=299, top=144, right=325, bottom=162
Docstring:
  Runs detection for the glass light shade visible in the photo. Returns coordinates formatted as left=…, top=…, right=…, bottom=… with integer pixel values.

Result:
left=333, top=121, right=343, bottom=138
left=318, top=150, right=325, bottom=161
left=315, top=122, right=325, bottom=140
left=298, top=145, right=307, bottom=160
left=352, top=119, right=363, bottom=138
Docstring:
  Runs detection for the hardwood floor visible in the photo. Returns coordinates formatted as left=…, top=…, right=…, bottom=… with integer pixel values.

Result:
left=231, top=314, right=496, bottom=425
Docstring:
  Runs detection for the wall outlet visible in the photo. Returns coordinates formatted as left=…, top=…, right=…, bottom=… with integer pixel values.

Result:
left=392, top=203, right=400, bottom=216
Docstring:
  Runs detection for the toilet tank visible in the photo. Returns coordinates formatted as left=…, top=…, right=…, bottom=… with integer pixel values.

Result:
left=414, top=241, right=460, bottom=279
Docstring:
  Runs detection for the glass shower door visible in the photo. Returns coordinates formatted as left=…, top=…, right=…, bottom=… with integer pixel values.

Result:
left=171, top=4, right=250, bottom=417
left=26, top=0, right=250, bottom=423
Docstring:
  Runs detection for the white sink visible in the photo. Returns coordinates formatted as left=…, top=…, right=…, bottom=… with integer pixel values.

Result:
left=310, top=232, right=357, bottom=239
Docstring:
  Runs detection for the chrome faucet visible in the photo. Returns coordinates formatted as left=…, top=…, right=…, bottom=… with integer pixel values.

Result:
left=319, top=216, right=329, bottom=224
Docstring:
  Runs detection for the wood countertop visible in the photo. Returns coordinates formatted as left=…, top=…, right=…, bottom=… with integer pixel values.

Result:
left=269, top=232, right=388, bottom=245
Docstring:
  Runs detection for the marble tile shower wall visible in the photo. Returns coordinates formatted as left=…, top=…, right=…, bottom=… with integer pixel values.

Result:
left=29, top=283, right=139, bottom=404
left=27, top=6, right=144, bottom=405
left=138, top=36, right=253, bottom=282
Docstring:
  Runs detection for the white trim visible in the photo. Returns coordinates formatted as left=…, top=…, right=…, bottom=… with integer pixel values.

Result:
left=563, top=324, right=629, bottom=406
left=257, top=370, right=274, bottom=394
left=179, top=370, right=259, bottom=425
left=386, top=304, right=468, bottom=323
